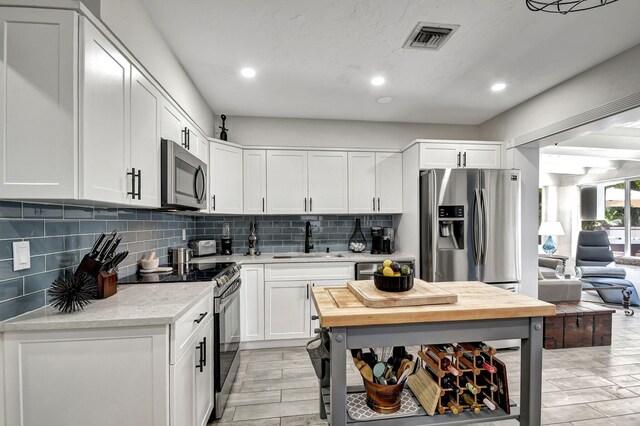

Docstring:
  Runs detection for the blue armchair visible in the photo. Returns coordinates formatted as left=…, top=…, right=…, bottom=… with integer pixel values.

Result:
left=576, top=231, right=639, bottom=307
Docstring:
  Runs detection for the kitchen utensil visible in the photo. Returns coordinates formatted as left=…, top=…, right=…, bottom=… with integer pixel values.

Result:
left=96, top=230, right=118, bottom=261
left=140, top=266, right=173, bottom=274
left=170, top=246, right=193, bottom=265
left=102, top=235, right=122, bottom=261
left=106, top=251, right=128, bottom=273
left=89, top=233, right=106, bottom=258
left=140, top=258, right=160, bottom=270
left=363, top=376, right=405, bottom=414
left=373, top=362, right=387, bottom=384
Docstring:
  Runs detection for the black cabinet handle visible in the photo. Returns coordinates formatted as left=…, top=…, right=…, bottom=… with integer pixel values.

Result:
left=262, top=197, right=265, bottom=212
left=195, top=340, right=204, bottom=372
left=463, top=152, right=467, bottom=167
left=202, top=337, right=207, bottom=367
left=187, top=128, right=190, bottom=150
left=212, top=195, right=216, bottom=211
left=310, top=197, right=313, bottom=212
left=306, top=283, right=309, bottom=300
left=304, top=198, right=307, bottom=212
left=457, top=152, right=461, bottom=167
left=136, top=169, right=142, bottom=200
left=377, top=197, right=380, bottom=211
left=127, top=168, right=137, bottom=199
left=372, top=197, right=375, bottom=211
left=194, top=312, right=207, bottom=324
left=181, top=128, right=188, bottom=148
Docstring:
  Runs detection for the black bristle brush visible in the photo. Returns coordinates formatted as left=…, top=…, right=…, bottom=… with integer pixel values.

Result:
left=49, top=273, right=97, bottom=313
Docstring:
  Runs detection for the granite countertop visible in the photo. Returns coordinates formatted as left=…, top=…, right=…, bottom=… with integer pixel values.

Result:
left=0, top=282, right=214, bottom=332
left=189, top=251, right=415, bottom=265
left=615, top=256, right=640, bottom=267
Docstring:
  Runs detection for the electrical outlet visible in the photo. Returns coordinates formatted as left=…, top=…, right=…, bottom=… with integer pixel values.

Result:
left=12, top=241, right=31, bottom=271
left=182, top=229, right=187, bottom=241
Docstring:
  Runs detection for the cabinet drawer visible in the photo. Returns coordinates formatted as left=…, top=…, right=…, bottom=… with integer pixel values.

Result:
left=171, top=292, right=213, bottom=363
left=265, top=262, right=354, bottom=282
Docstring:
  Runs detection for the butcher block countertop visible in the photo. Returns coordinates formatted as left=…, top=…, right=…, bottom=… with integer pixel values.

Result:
left=312, top=281, right=556, bottom=327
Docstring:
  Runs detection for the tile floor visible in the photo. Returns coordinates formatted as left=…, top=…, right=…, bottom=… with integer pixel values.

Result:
left=210, top=306, right=640, bottom=425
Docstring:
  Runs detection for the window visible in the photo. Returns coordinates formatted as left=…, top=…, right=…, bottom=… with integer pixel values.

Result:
left=581, top=177, right=640, bottom=257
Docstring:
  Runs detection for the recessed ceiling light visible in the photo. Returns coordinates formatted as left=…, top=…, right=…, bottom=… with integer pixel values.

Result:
left=371, top=76, right=385, bottom=86
left=241, top=68, right=256, bottom=78
left=491, top=82, right=506, bottom=92
left=376, top=97, right=393, bottom=104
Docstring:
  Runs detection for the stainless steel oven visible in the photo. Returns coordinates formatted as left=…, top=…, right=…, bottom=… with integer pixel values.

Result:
left=213, top=271, right=241, bottom=419
left=161, top=138, right=207, bottom=210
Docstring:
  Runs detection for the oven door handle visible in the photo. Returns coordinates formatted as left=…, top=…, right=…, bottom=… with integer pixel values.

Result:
left=217, top=279, right=241, bottom=313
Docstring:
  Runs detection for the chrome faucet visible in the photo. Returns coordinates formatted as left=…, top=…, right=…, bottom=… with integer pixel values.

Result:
left=305, top=221, right=314, bottom=253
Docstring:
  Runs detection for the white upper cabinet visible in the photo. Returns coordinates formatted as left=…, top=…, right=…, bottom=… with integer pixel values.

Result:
left=182, top=123, right=199, bottom=158
left=266, top=150, right=308, bottom=214
left=197, top=132, right=209, bottom=164
left=307, top=151, right=348, bottom=214
left=347, top=152, right=402, bottom=213
left=161, top=100, right=183, bottom=143
left=376, top=153, right=403, bottom=214
left=243, top=150, right=267, bottom=214
left=348, top=152, right=377, bottom=213
left=0, top=8, right=78, bottom=199
left=210, top=143, right=243, bottom=213
left=80, top=19, right=131, bottom=204
left=130, top=66, right=161, bottom=208
left=419, top=141, right=501, bottom=170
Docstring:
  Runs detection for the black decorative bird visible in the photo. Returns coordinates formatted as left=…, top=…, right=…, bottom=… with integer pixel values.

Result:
left=49, top=273, right=97, bottom=313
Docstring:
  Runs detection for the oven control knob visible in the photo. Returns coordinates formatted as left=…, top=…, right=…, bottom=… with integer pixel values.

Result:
left=217, top=276, right=228, bottom=286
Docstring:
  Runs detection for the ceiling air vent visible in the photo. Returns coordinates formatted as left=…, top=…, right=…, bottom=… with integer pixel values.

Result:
left=403, top=22, right=460, bottom=50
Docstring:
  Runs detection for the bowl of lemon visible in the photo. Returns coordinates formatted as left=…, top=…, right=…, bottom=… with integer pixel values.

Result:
left=373, top=259, right=414, bottom=292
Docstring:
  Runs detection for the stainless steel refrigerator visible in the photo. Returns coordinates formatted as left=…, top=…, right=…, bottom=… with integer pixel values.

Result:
left=420, top=168, right=521, bottom=284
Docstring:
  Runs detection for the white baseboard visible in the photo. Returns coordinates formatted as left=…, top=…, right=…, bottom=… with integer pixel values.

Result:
left=240, top=338, right=308, bottom=350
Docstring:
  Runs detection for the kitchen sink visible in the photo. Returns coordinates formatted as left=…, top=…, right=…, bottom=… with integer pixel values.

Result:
left=272, top=253, right=346, bottom=259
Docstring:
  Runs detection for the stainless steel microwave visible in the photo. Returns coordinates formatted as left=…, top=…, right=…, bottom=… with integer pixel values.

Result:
left=161, top=139, right=207, bottom=211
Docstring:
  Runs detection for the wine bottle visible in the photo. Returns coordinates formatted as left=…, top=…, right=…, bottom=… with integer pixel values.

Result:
left=443, top=394, right=460, bottom=415
left=459, top=376, right=479, bottom=394
left=441, top=375, right=462, bottom=394
left=461, top=393, right=481, bottom=414
left=441, top=358, right=459, bottom=376
left=481, top=393, right=497, bottom=411
left=437, top=344, right=455, bottom=354
left=463, top=353, right=496, bottom=373
left=476, top=375, right=498, bottom=392
left=469, top=341, right=492, bottom=353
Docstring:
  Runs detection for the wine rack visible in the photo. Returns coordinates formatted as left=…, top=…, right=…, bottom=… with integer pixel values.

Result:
left=416, top=342, right=502, bottom=416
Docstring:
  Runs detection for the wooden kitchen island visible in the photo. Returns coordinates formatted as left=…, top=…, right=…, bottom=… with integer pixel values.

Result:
left=311, top=281, right=555, bottom=426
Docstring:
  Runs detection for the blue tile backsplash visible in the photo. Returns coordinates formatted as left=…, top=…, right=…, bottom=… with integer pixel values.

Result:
left=0, top=200, right=392, bottom=321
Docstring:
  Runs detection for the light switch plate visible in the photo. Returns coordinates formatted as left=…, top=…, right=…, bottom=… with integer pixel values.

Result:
left=12, top=241, right=31, bottom=271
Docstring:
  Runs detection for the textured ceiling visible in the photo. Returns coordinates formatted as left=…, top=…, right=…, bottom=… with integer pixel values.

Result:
left=140, top=0, right=640, bottom=124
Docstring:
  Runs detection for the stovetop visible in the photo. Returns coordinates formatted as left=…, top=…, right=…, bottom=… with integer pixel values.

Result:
left=121, top=262, right=239, bottom=286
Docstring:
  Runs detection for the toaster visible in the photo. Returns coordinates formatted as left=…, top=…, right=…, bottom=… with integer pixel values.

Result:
left=188, top=239, right=217, bottom=257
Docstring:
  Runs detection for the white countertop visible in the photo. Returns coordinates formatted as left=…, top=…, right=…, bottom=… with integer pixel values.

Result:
left=0, top=282, right=214, bottom=332
left=190, top=251, right=415, bottom=265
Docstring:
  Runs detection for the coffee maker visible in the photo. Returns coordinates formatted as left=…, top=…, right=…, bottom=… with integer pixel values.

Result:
left=370, top=227, right=383, bottom=254
left=383, top=227, right=395, bottom=254
left=221, top=222, right=233, bottom=255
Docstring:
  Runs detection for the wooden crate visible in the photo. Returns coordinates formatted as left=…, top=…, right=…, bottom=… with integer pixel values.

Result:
left=543, top=302, right=615, bottom=349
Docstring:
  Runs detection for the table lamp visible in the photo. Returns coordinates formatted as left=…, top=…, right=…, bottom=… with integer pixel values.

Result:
left=538, top=221, right=565, bottom=255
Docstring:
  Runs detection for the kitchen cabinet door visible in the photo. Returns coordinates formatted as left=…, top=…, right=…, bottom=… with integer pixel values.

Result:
left=194, top=319, right=214, bottom=426
left=266, top=150, right=308, bottom=214
left=348, top=152, right=377, bottom=213
left=0, top=8, right=77, bottom=199
left=243, top=150, right=267, bottom=214
left=160, top=100, right=183, bottom=144
left=130, top=66, right=160, bottom=207
left=80, top=18, right=131, bottom=204
left=171, top=340, right=196, bottom=426
left=197, top=132, right=209, bottom=164
left=463, top=144, right=501, bottom=169
left=210, top=143, right=243, bottom=213
left=264, top=281, right=310, bottom=340
left=182, top=123, right=199, bottom=157
left=308, top=151, right=348, bottom=214
left=376, top=153, right=402, bottom=213
left=419, top=143, right=461, bottom=169
left=240, top=265, right=265, bottom=342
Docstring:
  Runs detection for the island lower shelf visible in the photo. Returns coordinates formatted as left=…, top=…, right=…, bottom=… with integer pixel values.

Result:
left=321, top=385, right=520, bottom=425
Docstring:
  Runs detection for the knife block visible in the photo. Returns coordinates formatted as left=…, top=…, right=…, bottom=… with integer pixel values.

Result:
left=97, top=271, right=118, bottom=299
left=75, top=255, right=103, bottom=280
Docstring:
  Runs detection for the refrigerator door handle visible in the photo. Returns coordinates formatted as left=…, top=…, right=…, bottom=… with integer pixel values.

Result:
left=472, top=189, right=480, bottom=265
left=480, top=188, right=488, bottom=265
left=429, top=171, right=438, bottom=282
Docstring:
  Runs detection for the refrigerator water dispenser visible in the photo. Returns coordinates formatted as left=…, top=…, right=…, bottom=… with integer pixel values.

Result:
left=438, top=205, right=464, bottom=249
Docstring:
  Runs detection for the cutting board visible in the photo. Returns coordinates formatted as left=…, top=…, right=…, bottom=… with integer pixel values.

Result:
left=347, top=279, right=457, bottom=308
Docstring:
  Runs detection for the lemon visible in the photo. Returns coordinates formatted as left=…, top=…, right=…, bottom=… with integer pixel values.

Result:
left=394, top=272, right=401, bottom=277
left=383, top=259, right=392, bottom=268
left=382, top=267, right=395, bottom=277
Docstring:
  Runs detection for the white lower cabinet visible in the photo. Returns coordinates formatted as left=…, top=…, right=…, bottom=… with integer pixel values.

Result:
left=240, top=265, right=265, bottom=341
left=2, top=293, right=215, bottom=426
left=264, top=280, right=311, bottom=340
left=172, top=317, right=214, bottom=426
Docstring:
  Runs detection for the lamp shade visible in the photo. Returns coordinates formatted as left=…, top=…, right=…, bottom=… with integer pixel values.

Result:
left=538, top=221, right=565, bottom=236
